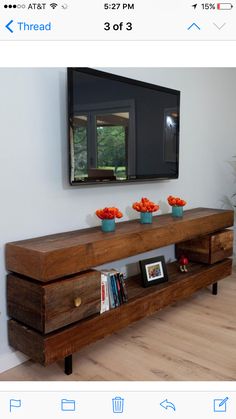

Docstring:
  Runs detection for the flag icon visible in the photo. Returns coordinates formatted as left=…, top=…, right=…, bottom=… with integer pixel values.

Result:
left=10, top=399, right=21, bottom=412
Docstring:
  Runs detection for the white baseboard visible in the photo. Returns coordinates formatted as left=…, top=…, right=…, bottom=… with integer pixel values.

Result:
left=0, top=350, right=28, bottom=374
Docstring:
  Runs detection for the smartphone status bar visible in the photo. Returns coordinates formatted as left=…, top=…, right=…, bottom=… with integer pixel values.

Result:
left=0, top=0, right=236, bottom=41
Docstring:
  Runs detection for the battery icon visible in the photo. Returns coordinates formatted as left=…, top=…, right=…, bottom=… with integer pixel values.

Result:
left=217, top=3, right=233, bottom=9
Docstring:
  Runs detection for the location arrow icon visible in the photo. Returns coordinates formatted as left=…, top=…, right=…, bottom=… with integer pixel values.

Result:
left=192, top=4, right=198, bottom=9
left=5, top=19, right=14, bottom=33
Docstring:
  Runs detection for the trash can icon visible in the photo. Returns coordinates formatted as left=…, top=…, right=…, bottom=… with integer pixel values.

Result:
left=112, top=396, right=124, bottom=413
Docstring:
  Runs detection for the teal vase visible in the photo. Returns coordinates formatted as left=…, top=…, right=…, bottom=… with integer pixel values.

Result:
left=140, top=212, right=153, bottom=224
left=101, top=218, right=115, bottom=232
left=172, top=206, right=183, bottom=218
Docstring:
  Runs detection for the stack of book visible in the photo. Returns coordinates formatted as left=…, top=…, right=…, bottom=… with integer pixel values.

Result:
left=100, top=269, right=128, bottom=313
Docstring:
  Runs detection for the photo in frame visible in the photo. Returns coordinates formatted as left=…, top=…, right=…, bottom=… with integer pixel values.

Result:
left=139, top=255, right=168, bottom=287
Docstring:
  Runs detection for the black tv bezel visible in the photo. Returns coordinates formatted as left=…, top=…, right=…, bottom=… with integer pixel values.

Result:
left=68, top=67, right=180, bottom=186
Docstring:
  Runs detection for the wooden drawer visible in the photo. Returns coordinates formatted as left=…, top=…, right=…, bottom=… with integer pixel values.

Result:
left=176, top=229, right=233, bottom=264
left=7, top=270, right=101, bottom=334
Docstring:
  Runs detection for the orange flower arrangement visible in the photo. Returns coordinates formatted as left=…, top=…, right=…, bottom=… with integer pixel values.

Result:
left=95, top=207, right=123, bottom=220
left=167, top=195, right=186, bottom=207
left=132, top=197, right=159, bottom=213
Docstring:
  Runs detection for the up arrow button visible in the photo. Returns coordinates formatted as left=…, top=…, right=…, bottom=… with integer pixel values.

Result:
left=5, top=19, right=14, bottom=33
left=187, top=22, right=201, bottom=30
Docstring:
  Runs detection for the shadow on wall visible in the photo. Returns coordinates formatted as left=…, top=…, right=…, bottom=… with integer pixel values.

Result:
left=220, top=198, right=236, bottom=265
left=220, top=157, right=236, bottom=265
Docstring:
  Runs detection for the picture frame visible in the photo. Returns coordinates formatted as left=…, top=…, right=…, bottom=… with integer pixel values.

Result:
left=139, top=255, right=168, bottom=287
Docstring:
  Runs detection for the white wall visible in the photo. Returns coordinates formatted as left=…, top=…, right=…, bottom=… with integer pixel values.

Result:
left=0, top=68, right=235, bottom=373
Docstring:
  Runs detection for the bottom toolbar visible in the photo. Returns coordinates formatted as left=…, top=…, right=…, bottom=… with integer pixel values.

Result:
left=0, top=390, right=236, bottom=418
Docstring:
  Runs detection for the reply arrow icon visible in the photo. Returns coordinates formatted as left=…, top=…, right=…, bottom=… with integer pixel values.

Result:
left=160, top=399, right=176, bottom=411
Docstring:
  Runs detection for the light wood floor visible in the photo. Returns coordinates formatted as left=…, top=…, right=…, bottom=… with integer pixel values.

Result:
left=1, top=271, right=236, bottom=381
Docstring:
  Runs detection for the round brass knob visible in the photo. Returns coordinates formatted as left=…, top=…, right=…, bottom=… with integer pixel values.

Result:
left=74, top=297, right=82, bottom=307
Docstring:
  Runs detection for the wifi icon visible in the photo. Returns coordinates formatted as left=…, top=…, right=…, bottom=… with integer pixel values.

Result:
left=50, top=3, right=58, bottom=9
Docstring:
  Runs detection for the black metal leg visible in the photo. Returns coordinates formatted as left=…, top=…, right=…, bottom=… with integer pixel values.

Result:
left=212, top=282, right=218, bottom=295
left=64, top=355, right=73, bottom=375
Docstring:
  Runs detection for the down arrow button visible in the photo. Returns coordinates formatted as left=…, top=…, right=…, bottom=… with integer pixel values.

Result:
left=213, top=22, right=226, bottom=30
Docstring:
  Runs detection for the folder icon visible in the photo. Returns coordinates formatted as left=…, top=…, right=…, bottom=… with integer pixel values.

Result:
left=61, top=399, right=76, bottom=411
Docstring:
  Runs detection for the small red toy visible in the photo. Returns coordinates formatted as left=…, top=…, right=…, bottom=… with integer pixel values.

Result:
left=179, top=255, right=189, bottom=273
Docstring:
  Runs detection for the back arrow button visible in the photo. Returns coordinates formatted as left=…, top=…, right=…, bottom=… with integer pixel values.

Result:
left=6, top=20, right=14, bottom=33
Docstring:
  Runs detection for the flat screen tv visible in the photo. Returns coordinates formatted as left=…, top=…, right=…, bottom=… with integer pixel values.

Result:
left=68, top=68, right=180, bottom=185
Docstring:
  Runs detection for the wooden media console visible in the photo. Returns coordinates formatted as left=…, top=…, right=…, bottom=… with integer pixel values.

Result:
left=5, top=208, right=234, bottom=374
